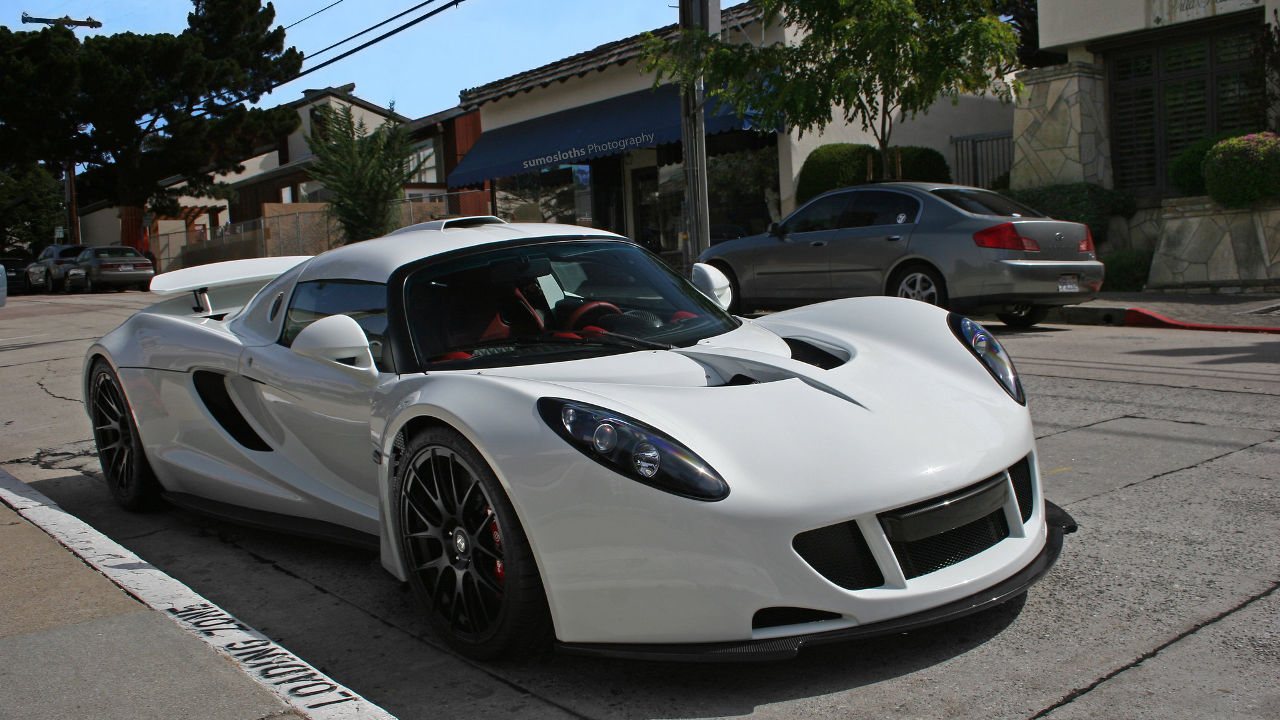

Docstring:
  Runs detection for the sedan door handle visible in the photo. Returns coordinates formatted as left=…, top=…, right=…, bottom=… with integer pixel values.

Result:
left=810, top=241, right=827, bottom=247
left=886, top=235, right=902, bottom=242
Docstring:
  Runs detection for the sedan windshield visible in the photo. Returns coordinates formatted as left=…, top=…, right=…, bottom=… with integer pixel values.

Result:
left=403, top=240, right=740, bottom=369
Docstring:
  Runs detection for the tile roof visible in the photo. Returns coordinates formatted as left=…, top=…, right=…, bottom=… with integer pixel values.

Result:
left=458, top=1, right=763, bottom=109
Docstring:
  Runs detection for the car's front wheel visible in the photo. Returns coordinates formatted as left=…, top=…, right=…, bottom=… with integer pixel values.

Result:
left=997, top=304, right=1049, bottom=328
left=393, top=426, right=551, bottom=659
left=88, top=359, right=161, bottom=510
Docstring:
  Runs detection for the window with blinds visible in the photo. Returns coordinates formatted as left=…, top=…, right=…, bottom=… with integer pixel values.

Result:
left=1107, top=17, right=1264, bottom=196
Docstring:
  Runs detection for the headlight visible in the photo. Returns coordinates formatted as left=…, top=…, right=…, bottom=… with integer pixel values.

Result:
left=537, top=398, right=729, bottom=501
left=947, top=314, right=1025, bottom=405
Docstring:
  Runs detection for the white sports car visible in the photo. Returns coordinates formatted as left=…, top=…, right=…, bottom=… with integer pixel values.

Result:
left=84, top=217, right=1075, bottom=660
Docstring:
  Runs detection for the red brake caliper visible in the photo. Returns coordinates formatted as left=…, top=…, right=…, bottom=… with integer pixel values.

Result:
left=489, top=509, right=505, bottom=585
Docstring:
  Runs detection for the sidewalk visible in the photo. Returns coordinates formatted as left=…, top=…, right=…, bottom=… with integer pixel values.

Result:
left=0, top=468, right=391, bottom=720
left=1042, top=291, right=1280, bottom=332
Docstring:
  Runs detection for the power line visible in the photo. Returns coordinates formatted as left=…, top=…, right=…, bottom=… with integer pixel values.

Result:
left=303, top=0, right=444, bottom=61
left=291, top=0, right=466, bottom=83
left=284, top=0, right=347, bottom=30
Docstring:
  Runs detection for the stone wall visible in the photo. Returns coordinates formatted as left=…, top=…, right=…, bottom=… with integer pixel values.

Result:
left=1148, top=197, right=1280, bottom=291
left=1011, top=62, right=1111, bottom=190
left=1105, top=206, right=1162, bottom=253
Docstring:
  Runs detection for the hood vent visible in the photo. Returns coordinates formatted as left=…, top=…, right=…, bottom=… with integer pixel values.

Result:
left=783, top=337, right=847, bottom=370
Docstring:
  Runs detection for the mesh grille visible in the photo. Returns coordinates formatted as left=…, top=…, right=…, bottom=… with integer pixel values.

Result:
left=1009, top=456, right=1034, bottom=523
left=793, top=521, right=884, bottom=590
left=889, top=510, right=1009, bottom=579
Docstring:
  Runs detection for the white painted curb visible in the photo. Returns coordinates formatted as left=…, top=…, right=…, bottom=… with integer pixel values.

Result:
left=0, top=467, right=396, bottom=720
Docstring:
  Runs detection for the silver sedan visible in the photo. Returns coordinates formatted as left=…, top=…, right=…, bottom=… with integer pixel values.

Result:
left=699, top=182, right=1104, bottom=327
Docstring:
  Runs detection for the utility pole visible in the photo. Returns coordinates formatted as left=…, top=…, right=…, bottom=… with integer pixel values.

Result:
left=679, top=0, right=719, bottom=270
left=22, top=11, right=101, bottom=245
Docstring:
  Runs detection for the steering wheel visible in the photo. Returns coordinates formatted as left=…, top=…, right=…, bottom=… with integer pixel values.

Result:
left=565, top=301, right=621, bottom=330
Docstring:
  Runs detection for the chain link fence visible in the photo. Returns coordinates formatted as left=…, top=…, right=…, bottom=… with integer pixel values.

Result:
left=151, top=190, right=490, bottom=273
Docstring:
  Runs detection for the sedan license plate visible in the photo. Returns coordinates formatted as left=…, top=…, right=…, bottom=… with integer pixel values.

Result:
left=118, top=264, right=134, bottom=271
left=1058, top=274, right=1079, bottom=293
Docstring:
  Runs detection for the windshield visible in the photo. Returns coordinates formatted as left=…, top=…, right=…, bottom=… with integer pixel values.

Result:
left=931, top=189, right=1046, bottom=218
left=403, top=240, right=740, bottom=369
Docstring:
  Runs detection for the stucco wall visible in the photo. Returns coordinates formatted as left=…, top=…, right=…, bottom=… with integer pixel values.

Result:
left=79, top=208, right=120, bottom=246
left=1040, top=0, right=1272, bottom=50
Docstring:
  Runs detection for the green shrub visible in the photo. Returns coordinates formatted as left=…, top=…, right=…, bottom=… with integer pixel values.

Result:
left=795, top=144, right=953, bottom=204
left=1004, top=183, right=1135, bottom=242
left=1100, top=248, right=1153, bottom=292
left=1170, top=130, right=1250, bottom=196
left=888, top=146, right=952, bottom=184
left=1203, top=132, right=1280, bottom=208
left=795, top=144, right=880, bottom=204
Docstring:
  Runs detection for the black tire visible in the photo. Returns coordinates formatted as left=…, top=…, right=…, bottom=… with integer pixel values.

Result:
left=888, top=264, right=948, bottom=308
left=997, top=305, right=1050, bottom=328
left=393, top=426, right=551, bottom=659
left=88, top=359, right=162, bottom=511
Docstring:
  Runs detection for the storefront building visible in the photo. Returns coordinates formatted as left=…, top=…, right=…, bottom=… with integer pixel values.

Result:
left=449, top=3, right=1012, bottom=268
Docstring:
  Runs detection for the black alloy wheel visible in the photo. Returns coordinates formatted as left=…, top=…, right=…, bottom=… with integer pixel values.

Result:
left=997, top=304, right=1049, bottom=328
left=394, top=426, right=550, bottom=659
left=88, top=360, right=161, bottom=510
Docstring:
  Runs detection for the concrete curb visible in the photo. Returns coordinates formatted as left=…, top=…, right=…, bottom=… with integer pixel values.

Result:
left=0, top=467, right=395, bottom=720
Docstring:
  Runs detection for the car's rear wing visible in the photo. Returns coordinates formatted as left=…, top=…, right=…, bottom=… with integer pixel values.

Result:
left=146, top=256, right=311, bottom=318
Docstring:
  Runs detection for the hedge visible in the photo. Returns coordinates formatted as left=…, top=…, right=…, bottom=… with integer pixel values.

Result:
left=1004, top=183, right=1135, bottom=243
left=1203, top=132, right=1280, bottom=208
left=795, top=143, right=952, bottom=204
left=1100, top=248, right=1153, bottom=292
left=1170, top=130, right=1250, bottom=196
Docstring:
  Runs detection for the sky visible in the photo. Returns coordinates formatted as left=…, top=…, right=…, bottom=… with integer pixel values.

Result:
left=1, top=0, right=741, bottom=119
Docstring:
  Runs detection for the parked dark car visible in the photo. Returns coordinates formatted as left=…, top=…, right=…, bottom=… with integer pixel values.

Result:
left=26, top=244, right=88, bottom=293
left=699, top=182, right=1105, bottom=327
left=2, top=255, right=31, bottom=295
left=65, top=246, right=155, bottom=293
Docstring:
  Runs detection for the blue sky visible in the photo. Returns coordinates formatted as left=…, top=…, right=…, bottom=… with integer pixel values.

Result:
left=2, top=1, right=746, bottom=118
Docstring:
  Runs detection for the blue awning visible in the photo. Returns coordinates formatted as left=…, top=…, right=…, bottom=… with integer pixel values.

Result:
left=447, top=85, right=753, bottom=188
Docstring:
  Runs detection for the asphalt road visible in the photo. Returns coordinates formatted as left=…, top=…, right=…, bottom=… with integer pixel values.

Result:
left=1, top=290, right=1277, bottom=720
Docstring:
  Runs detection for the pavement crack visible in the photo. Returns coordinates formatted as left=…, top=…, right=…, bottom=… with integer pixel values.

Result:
left=1065, top=435, right=1279, bottom=506
left=1035, top=414, right=1131, bottom=440
left=1028, top=578, right=1280, bottom=719
left=36, top=378, right=82, bottom=404
left=1021, top=372, right=1280, bottom=398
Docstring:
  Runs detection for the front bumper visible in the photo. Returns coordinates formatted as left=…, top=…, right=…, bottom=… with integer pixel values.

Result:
left=558, top=502, right=1076, bottom=661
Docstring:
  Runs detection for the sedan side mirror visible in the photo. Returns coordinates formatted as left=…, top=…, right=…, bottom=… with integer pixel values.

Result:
left=691, top=263, right=734, bottom=312
left=767, top=222, right=782, bottom=237
left=291, top=314, right=378, bottom=381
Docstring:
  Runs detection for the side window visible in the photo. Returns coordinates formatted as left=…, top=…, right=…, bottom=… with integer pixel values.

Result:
left=77, top=250, right=92, bottom=262
left=280, top=280, right=391, bottom=372
left=845, top=190, right=922, bottom=227
left=783, top=193, right=851, bottom=234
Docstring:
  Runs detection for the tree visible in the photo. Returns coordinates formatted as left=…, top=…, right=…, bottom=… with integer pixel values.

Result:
left=305, top=104, right=426, bottom=243
left=0, top=163, right=62, bottom=253
left=642, top=0, right=1018, bottom=170
left=0, top=1, right=302, bottom=227
left=998, top=0, right=1066, bottom=70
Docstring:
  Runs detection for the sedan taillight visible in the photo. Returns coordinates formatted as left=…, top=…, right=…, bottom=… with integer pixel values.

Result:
left=1079, top=227, right=1095, bottom=253
left=973, top=222, right=1039, bottom=251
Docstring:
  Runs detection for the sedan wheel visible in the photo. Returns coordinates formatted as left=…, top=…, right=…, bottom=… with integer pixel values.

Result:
left=88, top=360, right=161, bottom=510
left=890, top=265, right=948, bottom=308
left=394, top=427, right=550, bottom=659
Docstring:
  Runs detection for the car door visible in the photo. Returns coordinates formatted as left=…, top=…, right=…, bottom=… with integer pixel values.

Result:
left=749, top=192, right=851, bottom=301
left=827, top=189, right=919, bottom=296
left=237, top=279, right=392, bottom=519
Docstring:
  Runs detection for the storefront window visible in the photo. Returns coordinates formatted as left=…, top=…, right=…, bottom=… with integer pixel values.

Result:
left=707, top=143, right=779, bottom=242
left=495, top=165, right=583, bottom=224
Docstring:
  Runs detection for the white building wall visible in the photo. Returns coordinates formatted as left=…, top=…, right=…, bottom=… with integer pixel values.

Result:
left=1040, top=0, right=1278, bottom=51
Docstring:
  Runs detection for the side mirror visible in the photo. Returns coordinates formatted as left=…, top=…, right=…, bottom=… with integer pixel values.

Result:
left=768, top=222, right=782, bottom=237
left=291, top=314, right=377, bottom=380
left=691, top=263, right=733, bottom=312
